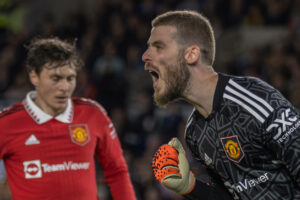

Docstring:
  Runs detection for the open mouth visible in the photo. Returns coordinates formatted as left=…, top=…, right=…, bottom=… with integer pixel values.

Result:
left=149, top=70, right=159, bottom=81
left=148, top=69, right=160, bottom=88
left=145, top=63, right=160, bottom=88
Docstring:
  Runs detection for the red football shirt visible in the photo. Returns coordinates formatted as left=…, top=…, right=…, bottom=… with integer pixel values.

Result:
left=0, top=91, right=136, bottom=200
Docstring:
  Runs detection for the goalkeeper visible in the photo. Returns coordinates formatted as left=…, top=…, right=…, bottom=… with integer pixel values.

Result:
left=144, top=10, right=300, bottom=200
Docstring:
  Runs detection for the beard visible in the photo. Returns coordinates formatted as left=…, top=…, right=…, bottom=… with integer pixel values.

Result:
left=154, top=56, right=190, bottom=107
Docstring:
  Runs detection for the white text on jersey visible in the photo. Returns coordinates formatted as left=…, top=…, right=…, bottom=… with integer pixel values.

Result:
left=234, top=173, right=270, bottom=193
left=42, top=161, right=90, bottom=172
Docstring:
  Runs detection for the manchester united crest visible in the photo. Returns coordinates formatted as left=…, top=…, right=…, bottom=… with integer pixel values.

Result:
left=220, top=135, right=244, bottom=163
left=69, top=124, right=90, bottom=146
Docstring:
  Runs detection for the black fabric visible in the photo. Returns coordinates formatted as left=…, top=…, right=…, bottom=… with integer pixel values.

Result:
left=184, top=74, right=300, bottom=199
left=184, top=178, right=233, bottom=200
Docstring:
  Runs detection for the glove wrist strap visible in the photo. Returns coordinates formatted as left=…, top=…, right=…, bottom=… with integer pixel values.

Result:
left=182, top=172, right=196, bottom=195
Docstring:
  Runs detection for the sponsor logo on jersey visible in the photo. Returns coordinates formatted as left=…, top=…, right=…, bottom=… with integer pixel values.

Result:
left=25, top=134, right=40, bottom=145
left=266, top=108, right=299, bottom=143
left=69, top=124, right=90, bottom=146
left=23, top=160, right=42, bottom=179
left=220, top=135, right=245, bottom=163
left=23, top=160, right=90, bottom=179
left=233, top=172, right=270, bottom=193
left=42, top=161, right=90, bottom=173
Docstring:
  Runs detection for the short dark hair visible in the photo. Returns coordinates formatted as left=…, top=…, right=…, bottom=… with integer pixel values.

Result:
left=152, top=10, right=215, bottom=65
left=25, top=37, right=83, bottom=74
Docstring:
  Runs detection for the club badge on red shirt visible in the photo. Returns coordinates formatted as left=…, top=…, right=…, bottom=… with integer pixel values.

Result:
left=69, top=124, right=90, bottom=146
left=220, top=135, right=245, bottom=163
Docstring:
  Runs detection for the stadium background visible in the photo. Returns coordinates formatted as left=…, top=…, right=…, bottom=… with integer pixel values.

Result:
left=0, top=0, right=299, bottom=199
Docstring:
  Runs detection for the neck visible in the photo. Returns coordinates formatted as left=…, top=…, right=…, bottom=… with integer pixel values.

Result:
left=183, top=70, right=218, bottom=118
left=34, top=97, right=63, bottom=117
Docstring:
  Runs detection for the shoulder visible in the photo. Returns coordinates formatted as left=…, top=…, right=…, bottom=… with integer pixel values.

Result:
left=0, top=102, right=25, bottom=120
left=72, top=97, right=108, bottom=116
left=226, top=75, right=277, bottom=97
left=225, top=75, right=292, bottom=109
left=222, top=76, right=282, bottom=124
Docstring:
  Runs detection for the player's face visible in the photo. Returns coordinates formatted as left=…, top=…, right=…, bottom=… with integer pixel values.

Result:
left=142, top=25, right=190, bottom=107
left=29, top=64, right=77, bottom=116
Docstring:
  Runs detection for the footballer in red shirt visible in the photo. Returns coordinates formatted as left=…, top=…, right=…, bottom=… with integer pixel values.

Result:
left=0, top=37, right=136, bottom=200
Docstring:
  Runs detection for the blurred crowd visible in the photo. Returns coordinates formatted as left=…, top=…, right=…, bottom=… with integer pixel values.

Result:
left=0, top=0, right=299, bottom=199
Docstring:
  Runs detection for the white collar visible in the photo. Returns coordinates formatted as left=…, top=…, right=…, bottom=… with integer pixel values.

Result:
left=23, top=91, right=73, bottom=124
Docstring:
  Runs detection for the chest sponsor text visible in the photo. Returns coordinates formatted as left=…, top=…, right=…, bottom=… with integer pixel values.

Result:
left=233, top=173, right=270, bottom=193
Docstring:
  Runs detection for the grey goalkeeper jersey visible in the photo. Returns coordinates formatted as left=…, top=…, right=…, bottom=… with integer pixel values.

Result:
left=185, top=73, right=300, bottom=200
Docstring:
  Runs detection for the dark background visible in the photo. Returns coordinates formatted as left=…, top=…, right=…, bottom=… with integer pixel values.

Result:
left=0, top=0, right=299, bottom=199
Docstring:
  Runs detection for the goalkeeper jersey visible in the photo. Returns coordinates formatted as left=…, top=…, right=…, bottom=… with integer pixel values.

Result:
left=0, top=91, right=136, bottom=200
left=185, top=73, right=300, bottom=200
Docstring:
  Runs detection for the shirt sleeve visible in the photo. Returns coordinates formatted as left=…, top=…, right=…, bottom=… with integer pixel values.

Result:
left=0, top=112, right=10, bottom=160
left=184, top=177, right=233, bottom=200
left=95, top=115, right=136, bottom=200
left=263, top=101, right=300, bottom=198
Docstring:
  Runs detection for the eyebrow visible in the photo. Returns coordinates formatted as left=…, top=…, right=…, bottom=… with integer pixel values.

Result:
left=148, top=40, right=166, bottom=48
left=50, top=74, right=76, bottom=78
left=50, top=74, right=61, bottom=77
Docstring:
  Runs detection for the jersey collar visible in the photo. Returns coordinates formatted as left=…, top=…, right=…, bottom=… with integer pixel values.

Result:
left=212, top=73, right=230, bottom=112
left=23, top=91, right=73, bottom=124
left=190, top=73, right=230, bottom=121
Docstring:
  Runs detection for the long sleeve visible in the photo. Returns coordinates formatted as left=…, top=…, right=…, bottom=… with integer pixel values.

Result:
left=264, top=102, right=300, bottom=198
left=184, top=177, right=233, bottom=200
left=96, top=116, right=136, bottom=200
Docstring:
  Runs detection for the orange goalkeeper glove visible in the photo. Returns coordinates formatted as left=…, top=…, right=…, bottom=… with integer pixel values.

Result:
left=152, top=137, right=196, bottom=195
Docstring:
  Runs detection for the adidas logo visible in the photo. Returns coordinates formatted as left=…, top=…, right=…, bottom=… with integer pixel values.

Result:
left=25, top=134, right=40, bottom=145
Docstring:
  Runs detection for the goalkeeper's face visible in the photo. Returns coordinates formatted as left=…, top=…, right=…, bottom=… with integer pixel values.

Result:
left=143, top=25, right=191, bottom=107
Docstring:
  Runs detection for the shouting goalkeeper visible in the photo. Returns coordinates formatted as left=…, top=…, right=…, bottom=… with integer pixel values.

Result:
left=143, top=10, right=300, bottom=200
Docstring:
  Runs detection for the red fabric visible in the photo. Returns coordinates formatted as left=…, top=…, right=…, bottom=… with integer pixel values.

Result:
left=0, top=98, right=136, bottom=200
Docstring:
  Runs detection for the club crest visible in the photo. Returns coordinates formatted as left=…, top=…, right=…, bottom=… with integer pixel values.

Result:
left=220, top=135, right=244, bottom=163
left=69, top=124, right=90, bottom=146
